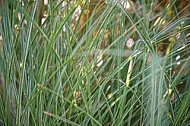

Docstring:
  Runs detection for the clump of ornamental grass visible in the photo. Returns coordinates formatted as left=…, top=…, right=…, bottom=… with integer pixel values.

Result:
left=0, top=0, right=189, bottom=125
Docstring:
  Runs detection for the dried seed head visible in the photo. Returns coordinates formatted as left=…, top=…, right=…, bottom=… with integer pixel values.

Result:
left=126, top=38, right=134, bottom=48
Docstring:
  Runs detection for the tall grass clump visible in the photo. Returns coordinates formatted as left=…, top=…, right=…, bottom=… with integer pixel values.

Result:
left=0, top=0, right=190, bottom=125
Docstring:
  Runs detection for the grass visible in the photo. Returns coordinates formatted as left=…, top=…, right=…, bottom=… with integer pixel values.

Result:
left=0, top=0, right=190, bottom=125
